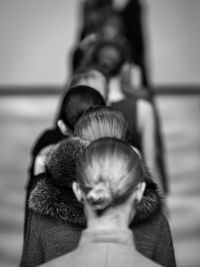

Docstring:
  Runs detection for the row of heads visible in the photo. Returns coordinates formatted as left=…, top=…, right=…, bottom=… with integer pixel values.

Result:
left=73, top=36, right=130, bottom=77
left=74, top=1, right=132, bottom=78
left=49, top=0, right=143, bottom=212
left=45, top=104, right=150, bottom=212
left=58, top=62, right=126, bottom=134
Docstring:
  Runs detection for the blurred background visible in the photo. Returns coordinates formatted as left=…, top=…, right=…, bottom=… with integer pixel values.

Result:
left=0, top=1, right=200, bottom=267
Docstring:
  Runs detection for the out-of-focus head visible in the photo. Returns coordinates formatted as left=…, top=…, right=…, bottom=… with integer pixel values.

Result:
left=58, top=85, right=105, bottom=135
left=100, top=11, right=124, bottom=39
left=81, top=0, right=113, bottom=38
left=75, top=137, right=146, bottom=214
left=70, top=66, right=108, bottom=100
left=91, top=39, right=128, bottom=77
left=74, top=105, right=129, bottom=142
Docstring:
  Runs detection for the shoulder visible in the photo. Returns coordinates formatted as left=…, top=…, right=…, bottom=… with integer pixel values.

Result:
left=133, top=211, right=165, bottom=231
left=132, top=212, right=176, bottom=266
left=132, top=211, right=170, bottom=246
left=29, top=211, right=55, bottom=234
left=30, top=210, right=82, bottom=243
left=132, top=212, right=167, bottom=257
left=27, top=212, right=82, bottom=263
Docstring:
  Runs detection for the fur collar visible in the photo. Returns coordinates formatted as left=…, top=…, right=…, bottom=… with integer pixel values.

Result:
left=29, top=178, right=162, bottom=226
left=29, top=178, right=86, bottom=226
left=133, top=179, right=162, bottom=224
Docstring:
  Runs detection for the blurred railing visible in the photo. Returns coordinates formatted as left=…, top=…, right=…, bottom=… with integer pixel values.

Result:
left=0, top=85, right=200, bottom=96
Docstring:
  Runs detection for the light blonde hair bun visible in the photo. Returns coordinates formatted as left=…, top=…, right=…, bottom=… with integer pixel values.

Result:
left=86, top=183, right=112, bottom=210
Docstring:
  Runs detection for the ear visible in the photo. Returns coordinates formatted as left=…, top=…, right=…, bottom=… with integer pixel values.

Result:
left=57, top=119, right=71, bottom=136
left=135, top=182, right=146, bottom=203
left=72, top=182, right=83, bottom=203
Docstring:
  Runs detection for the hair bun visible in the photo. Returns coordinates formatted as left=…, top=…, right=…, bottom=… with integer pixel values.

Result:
left=86, top=183, right=112, bottom=210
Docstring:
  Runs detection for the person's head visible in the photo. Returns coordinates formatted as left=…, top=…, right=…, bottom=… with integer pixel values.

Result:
left=57, top=85, right=105, bottom=136
left=100, top=11, right=124, bottom=39
left=91, top=39, right=128, bottom=77
left=73, top=138, right=146, bottom=227
left=74, top=105, right=129, bottom=142
left=69, top=66, right=109, bottom=100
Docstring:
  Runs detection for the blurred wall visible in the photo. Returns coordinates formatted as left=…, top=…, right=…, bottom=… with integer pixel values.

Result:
left=0, top=0, right=80, bottom=86
left=147, top=0, right=200, bottom=85
left=0, top=0, right=199, bottom=86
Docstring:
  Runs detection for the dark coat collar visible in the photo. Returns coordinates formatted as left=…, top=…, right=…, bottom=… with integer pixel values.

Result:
left=29, top=178, right=162, bottom=226
left=134, top=180, right=162, bottom=224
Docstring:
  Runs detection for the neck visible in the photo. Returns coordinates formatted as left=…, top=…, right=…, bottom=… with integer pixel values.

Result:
left=85, top=204, right=135, bottom=231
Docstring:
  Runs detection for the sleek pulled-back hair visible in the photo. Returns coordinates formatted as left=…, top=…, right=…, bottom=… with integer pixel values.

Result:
left=91, top=38, right=129, bottom=77
left=76, top=138, right=145, bottom=211
left=74, top=105, right=129, bottom=141
left=59, top=85, right=105, bottom=130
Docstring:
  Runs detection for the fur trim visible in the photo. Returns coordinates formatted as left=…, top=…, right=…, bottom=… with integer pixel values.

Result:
left=29, top=179, right=86, bottom=226
left=29, top=136, right=162, bottom=225
left=46, top=137, right=88, bottom=188
left=29, top=178, right=162, bottom=226
left=134, top=180, right=162, bottom=223
left=29, top=137, right=89, bottom=226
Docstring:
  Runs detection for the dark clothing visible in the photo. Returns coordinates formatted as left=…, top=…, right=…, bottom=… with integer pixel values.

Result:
left=23, top=127, right=65, bottom=240
left=121, top=0, right=149, bottom=87
left=152, top=99, right=169, bottom=193
left=20, top=176, right=176, bottom=267
left=111, top=98, right=141, bottom=151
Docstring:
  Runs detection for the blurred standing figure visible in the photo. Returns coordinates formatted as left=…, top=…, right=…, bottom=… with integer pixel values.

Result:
left=76, top=0, right=150, bottom=89
left=71, top=0, right=114, bottom=73
left=78, top=0, right=113, bottom=40
left=113, top=0, right=150, bottom=88
left=40, top=138, right=163, bottom=267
